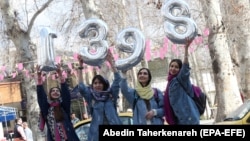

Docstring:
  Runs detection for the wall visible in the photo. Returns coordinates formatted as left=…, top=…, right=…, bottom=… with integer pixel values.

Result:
left=0, top=81, right=22, bottom=104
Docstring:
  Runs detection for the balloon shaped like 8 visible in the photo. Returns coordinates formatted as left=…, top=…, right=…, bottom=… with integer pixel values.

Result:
left=161, top=0, right=197, bottom=44
left=78, top=18, right=109, bottom=67
left=38, top=27, right=57, bottom=72
left=115, top=27, right=145, bottom=72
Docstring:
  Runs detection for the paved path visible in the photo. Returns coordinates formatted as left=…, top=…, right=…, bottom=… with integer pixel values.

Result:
left=200, top=119, right=215, bottom=125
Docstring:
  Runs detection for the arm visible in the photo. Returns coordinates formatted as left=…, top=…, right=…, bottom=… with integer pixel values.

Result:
left=153, top=89, right=164, bottom=117
left=110, top=72, right=121, bottom=100
left=37, top=85, right=49, bottom=116
left=56, top=64, right=71, bottom=114
left=60, top=82, right=71, bottom=114
left=119, top=71, right=136, bottom=105
left=183, top=37, right=193, bottom=64
left=17, top=126, right=27, bottom=140
left=179, top=37, right=194, bottom=96
left=106, top=49, right=121, bottom=99
left=77, top=54, right=84, bottom=83
left=146, top=89, right=164, bottom=120
left=106, top=48, right=118, bottom=73
left=36, top=65, right=49, bottom=115
left=77, top=54, right=92, bottom=101
left=36, top=65, right=43, bottom=86
left=179, top=37, right=194, bottom=81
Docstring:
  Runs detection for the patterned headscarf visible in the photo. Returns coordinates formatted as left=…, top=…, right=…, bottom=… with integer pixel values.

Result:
left=90, top=75, right=111, bottom=102
left=90, top=88, right=111, bottom=101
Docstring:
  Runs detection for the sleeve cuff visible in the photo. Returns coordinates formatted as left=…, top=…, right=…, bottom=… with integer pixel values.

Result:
left=152, top=109, right=157, bottom=116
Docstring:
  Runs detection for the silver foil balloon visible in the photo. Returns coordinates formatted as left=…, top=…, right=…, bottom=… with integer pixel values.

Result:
left=161, top=0, right=197, bottom=44
left=78, top=18, right=109, bottom=67
left=115, top=27, right=145, bottom=71
left=38, top=27, right=57, bottom=72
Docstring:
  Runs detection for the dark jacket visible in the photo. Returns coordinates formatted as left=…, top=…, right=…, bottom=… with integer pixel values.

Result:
left=13, top=124, right=22, bottom=138
left=37, top=82, right=80, bottom=141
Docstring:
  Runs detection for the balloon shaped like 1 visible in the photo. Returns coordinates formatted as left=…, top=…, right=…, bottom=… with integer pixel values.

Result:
left=38, top=27, right=57, bottom=72
left=115, top=27, right=145, bottom=71
left=78, top=18, right=109, bottom=67
left=161, top=0, right=197, bottom=44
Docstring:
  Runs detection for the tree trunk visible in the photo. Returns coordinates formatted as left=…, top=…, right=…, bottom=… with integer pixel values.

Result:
left=222, top=0, right=250, bottom=100
left=0, top=1, right=53, bottom=140
left=202, top=0, right=243, bottom=122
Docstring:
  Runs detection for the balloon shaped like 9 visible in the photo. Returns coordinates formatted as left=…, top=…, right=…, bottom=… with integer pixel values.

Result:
left=161, top=0, right=197, bottom=44
left=78, top=18, right=109, bottom=67
left=38, top=27, right=57, bottom=72
left=115, top=27, right=146, bottom=72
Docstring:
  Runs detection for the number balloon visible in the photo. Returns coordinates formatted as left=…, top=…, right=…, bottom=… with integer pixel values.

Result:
left=161, top=0, right=197, bottom=44
left=78, top=18, right=109, bottom=67
left=115, top=27, right=145, bottom=71
left=38, top=27, right=57, bottom=72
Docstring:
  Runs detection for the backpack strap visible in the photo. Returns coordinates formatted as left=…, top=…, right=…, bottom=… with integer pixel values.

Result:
left=153, top=88, right=160, bottom=107
left=132, top=91, right=139, bottom=111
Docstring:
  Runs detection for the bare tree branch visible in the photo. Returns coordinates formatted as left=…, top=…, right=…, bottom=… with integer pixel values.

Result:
left=27, top=0, right=54, bottom=34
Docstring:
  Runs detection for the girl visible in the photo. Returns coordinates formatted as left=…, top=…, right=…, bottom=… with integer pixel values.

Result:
left=164, top=38, right=200, bottom=125
left=77, top=49, right=122, bottom=141
left=120, top=68, right=164, bottom=125
left=36, top=64, right=80, bottom=141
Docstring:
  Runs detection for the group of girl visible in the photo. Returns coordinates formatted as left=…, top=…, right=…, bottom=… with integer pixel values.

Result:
left=36, top=38, right=200, bottom=141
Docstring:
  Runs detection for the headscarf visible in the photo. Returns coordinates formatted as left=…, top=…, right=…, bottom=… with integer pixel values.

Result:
left=135, top=68, right=154, bottom=100
left=90, top=75, right=111, bottom=102
left=90, top=88, right=111, bottom=101
left=46, top=87, right=67, bottom=140
left=164, top=72, right=178, bottom=125
left=164, top=59, right=182, bottom=125
left=135, top=81, right=154, bottom=100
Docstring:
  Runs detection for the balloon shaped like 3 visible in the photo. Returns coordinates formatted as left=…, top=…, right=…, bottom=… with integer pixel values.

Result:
left=38, top=27, right=57, bottom=72
left=115, top=27, right=145, bottom=71
left=78, top=18, right=109, bottom=67
left=161, top=0, right=197, bottom=44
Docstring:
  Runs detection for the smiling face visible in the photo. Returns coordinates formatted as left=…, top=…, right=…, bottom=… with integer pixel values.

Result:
left=137, top=68, right=151, bottom=87
left=92, top=78, right=105, bottom=92
left=169, top=61, right=181, bottom=75
left=49, top=87, right=61, bottom=100
left=91, top=75, right=109, bottom=92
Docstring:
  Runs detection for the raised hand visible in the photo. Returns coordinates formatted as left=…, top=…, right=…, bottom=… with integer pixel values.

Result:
left=56, top=63, right=66, bottom=83
left=77, top=54, right=84, bottom=82
left=36, top=65, right=43, bottom=85
left=183, top=37, right=194, bottom=64
left=106, top=49, right=115, bottom=65
left=56, top=63, right=63, bottom=77
left=77, top=54, right=84, bottom=65
left=36, top=65, right=42, bottom=78
left=185, top=37, right=194, bottom=48
left=106, top=49, right=117, bottom=72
